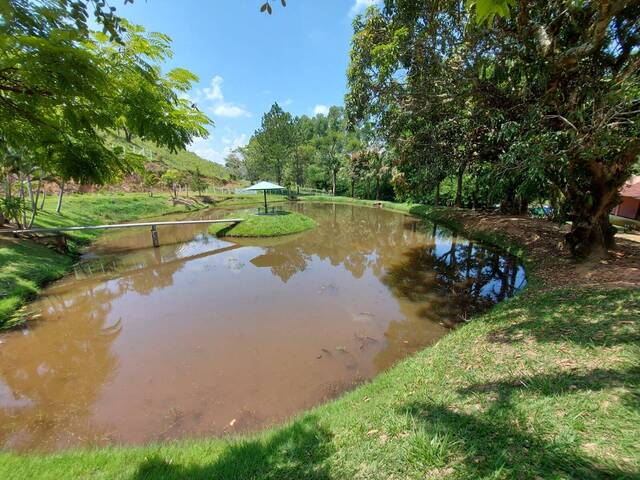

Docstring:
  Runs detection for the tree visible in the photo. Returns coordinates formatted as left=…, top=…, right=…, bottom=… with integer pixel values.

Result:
left=225, top=151, right=248, bottom=180
left=1, top=2, right=212, bottom=216
left=285, top=116, right=315, bottom=192
left=315, top=107, right=349, bottom=196
left=190, top=168, right=208, bottom=196
left=161, top=169, right=181, bottom=198
left=142, top=170, right=159, bottom=197
left=252, top=103, right=295, bottom=184
left=346, top=0, right=640, bottom=258
left=488, top=0, right=640, bottom=257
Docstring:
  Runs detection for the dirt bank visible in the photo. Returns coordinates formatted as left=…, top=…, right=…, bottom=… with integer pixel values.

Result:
left=439, top=209, right=640, bottom=290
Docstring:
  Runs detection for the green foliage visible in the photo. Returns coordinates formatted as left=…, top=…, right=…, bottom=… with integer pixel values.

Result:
left=250, top=103, right=296, bottom=184
left=209, top=211, right=316, bottom=237
left=346, top=0, right=640, bottom=257
left=190, top=168, right=208, bottom=195
left=224, top=151, right=247, bottom=180
left=0, top=197, right=23, bottom=228
left=0, top=1, right=211, bottom=193
left=241, top=104, right=385, bottom=198
left=161, top=169, right=181, bottom=198
left=467, top=0, right=515, bottom=24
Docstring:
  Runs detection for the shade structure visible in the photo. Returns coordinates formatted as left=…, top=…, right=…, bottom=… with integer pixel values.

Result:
left=244, top=181, right=285, bottom=192
left=244, top=181, right=285, bottom=212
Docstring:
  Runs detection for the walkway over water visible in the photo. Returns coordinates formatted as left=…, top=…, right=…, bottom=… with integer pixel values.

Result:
left=1, top=218, right=243, bottom=247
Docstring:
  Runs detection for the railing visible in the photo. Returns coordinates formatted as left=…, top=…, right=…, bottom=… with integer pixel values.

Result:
left=1, top=219, right=243, bottom=248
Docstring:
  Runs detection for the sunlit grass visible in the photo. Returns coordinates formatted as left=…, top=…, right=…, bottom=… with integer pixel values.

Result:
left=209, top=211, right=316, bottom=237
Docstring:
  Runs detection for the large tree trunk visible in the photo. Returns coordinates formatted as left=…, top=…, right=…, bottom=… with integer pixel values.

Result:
left=56, top=182, right=64, bottom=214
left=565, top=210, right=616, bottom=258
left=454, top=160, right=467, bottom=208
left=565, top=144, right=639, bottom=258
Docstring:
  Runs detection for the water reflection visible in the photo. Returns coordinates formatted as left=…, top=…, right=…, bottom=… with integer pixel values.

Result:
left=0, top=202, right=525, bottom=452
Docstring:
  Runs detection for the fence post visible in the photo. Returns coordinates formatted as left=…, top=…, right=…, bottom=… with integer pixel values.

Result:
left=151, top=225, right=159, bottom=248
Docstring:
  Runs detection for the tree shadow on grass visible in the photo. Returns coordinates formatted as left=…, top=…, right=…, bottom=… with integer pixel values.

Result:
left=132, top=415, right=334, bottom=480
left=400, top=401, right=637, bottom=479
left=486, top=289, right=640, bottom=348
left=458, top=366, right=640, bottom=412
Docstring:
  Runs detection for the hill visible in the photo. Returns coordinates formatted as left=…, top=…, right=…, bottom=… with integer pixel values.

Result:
left=110, top=135, right=230, bottom=182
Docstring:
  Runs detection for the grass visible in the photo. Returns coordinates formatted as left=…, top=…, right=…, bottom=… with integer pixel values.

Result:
left=209, top=211, right=316, bottom=237
left=0, top=193, right=204, bottom=329
left=1, top=194, right=638, bottom=478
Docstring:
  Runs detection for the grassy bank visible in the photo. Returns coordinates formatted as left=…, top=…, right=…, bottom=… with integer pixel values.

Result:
left=209, top=211, right=316, bottom=237
left=0, top=193, right=203, bottom=329
left=1, top=196, right=638, bottom=479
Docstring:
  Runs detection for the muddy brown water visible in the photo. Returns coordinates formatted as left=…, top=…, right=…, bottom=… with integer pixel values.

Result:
left=0, top=202, right=526, bottom=452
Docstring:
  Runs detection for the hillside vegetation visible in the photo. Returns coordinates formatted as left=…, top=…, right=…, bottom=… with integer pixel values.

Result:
left=110, top=135, right=230, bottom=181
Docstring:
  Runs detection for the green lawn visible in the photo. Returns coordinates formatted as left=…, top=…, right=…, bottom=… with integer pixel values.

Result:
left=0, top=195, right=638, bottom=479
left=209, top=211, right=316, bottom=237
left=0, top=193, right=203, bottom=329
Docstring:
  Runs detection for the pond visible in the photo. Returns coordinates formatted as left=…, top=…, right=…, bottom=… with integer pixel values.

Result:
left=0, top=202, right=526, bottom=452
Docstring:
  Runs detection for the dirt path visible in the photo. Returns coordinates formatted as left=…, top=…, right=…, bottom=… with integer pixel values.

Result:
left=445, top=209, right=640, bottom=290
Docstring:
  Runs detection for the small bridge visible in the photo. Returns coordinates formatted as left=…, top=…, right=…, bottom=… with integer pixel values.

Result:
left=2, top=219, right=243, bottom=248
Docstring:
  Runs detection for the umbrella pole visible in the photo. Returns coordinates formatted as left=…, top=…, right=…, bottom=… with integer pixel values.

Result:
left=263, top=190, right=268, bottom=213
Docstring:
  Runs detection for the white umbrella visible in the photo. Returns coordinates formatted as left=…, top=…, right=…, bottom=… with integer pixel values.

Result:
left=244, top=181, right=285, bottom=212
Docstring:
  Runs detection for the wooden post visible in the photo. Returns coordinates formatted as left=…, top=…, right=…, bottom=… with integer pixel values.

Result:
left=151, top=225, right=159, bottom=248
left=263, top=190, right=268, bottom=214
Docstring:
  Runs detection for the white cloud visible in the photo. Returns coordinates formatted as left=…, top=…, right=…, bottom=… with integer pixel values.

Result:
left=190, top=75, right=251, bottom=118
left=212, top=103, right=251, bottom=118
left=226, top=134, right=247, bottom=149
left=349, top=0, right=381, bottom=17
left=188, top=135, right=248, bottom=165
left=203, top=75, right=224, bottom=101
left=281, top=98, right=293, bottom=107
left=313, top=104, right=330, bottom=116
left=189, top=137, right=225, bottom=164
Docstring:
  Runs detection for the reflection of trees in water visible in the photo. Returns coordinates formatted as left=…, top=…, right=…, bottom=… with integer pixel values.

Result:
left=253, top=204, right=525, bottom=373
left=375, top=226, right=525, bottom=372
left=382, top=232, right=525, bottom=327
left=258, top=204, right=525, bottom=319
left=255, top=203, right=419, bottom=282
left=0, top=282, right=122, bottom=451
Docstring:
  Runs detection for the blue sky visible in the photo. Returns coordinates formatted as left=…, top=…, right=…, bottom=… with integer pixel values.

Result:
left=119, top=0, right=381, bottom=164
